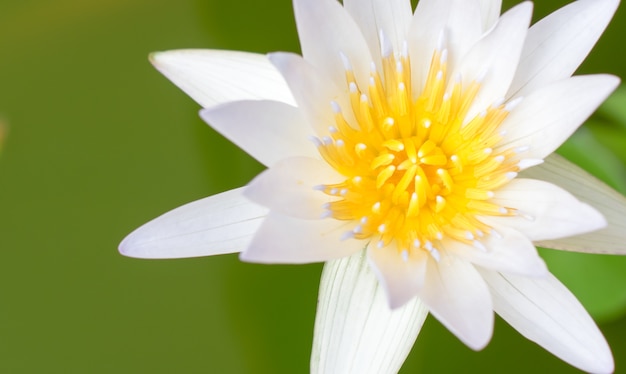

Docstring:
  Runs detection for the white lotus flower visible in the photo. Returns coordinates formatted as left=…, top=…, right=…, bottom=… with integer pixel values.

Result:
left=120, top=0, right=626, bottom=372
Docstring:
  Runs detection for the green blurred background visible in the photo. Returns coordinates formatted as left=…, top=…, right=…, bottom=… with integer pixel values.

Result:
left=1, top=0, right=626, bottom=372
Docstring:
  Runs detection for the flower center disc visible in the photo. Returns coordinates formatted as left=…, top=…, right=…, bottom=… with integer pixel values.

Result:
left=316, top=48, right=521, bottom=259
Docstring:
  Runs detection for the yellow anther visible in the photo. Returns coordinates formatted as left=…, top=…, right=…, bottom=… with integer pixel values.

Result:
left=358, top=95, right=375, bottom=132
left=376, top=165, right=396, bottom=188
left=450, top=154, right=463, bottom=173
left=465, top=188, right=494, bottom=200
left=317, top=46, right=516, bottom=254
left=473, top=154, right=506, bottom=177
left=416, top=166, right=432, bottom=197
left=354, top=143, right=369, bottom=159
left=467, top=200, right=507, bottom=215
left=437, top=168, right=454, bottom=192
left=393, top=165, right=417, bottom=203
left=382, top=139, right=405, bottom=152
left=417, top=139, right=437, bottom=158
left=381, top=117, right=396, bottom=137
left=371, top=153, right=395, bottom=170
left=404, top=138, right=418, bottom=163
left=397, top=159, right=414, bottom=171
left=435, top=195, right=446, bottom=213
left=476, top=171, right=516, bottom=190
left=421, top=154, right=447, bottom=166
left=407, top=192, right=419, bottom=218
left=414, top=175, right=427, bottom=208
left=397, top=82, right=409, bottom=116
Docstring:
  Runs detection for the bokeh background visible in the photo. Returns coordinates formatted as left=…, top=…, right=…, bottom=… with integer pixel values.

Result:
left=1, top=0, right=626, bottom=372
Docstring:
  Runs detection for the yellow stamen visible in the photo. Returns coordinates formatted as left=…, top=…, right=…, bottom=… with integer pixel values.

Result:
left=315, top=47, right=519, bottom=254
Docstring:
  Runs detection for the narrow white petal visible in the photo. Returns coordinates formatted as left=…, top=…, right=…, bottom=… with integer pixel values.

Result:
left=241, top=213, right=364, bottom=263
left=367, top=244, right=428, bottom=308
left=420, top=255, right=493, bottom=350
left=443, top=226, right=547, bottom=276
left=480, top=269, right=614, bottom=374
left=477, top=0, right=501, bottom=31
left=344, top=0, right=413, bottom=62
left=508, top=0, right=619, bottom=98
left=119, top=188, right=267, bottom=259
left=311, top=251, right=429, bottom=374
left=499, top=75, right=619, bottom=160
left=450, top=2, right=532, bottom=122
left=269, top=52, right=354, bottom=136
left=150, top=50, right=295, bottom=108
left=200, top=100, right=318, bottom=167
left=293, top=0, right=373, bottom=90
left=244, top=157, right=343, bottom=220
left=523, top=154, right=626, bottom=254
left=409, top=0, right=483, bottom=94
left=481, top=178, right=606, bottom=241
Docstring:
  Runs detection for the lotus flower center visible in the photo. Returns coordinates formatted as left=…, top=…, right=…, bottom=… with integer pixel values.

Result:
left=314, top=47, right=521, bottom=260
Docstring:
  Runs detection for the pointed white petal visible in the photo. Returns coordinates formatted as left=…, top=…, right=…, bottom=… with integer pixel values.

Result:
left=508, top=0, right=619, bottom=98
left=443, top=225, right=547, bottom=276
left=150, top=50, right=295, bottom=108
left=478, top=0, right=501, bottom=31
left=420, top=254, right=493, bottom=350
left=311, top=251, right=428, bottom=374
left=119, top=188, right=267, bottom=259
left=409, top=0, right=483, bottom=94
left=499, top=75, right=619, bottom=160
left=244, top=157, right=343, bottom=220
left=200, top=100, right=318, bottom=167
left=269, top=52, right=355, bottom=136
left=481, top=178, right=606, bottom=241
left=293, top=0, right=373, bottom=90
left=451, top=2, right=532, bottom=121
left=367, top=244, right=428, bottom=308
left=344, top=0, right=413, bottom=63
left=480, top=269, right=614, bottom=374
left=241, top=213, right=363, bottom=263
left=522, top=154, right=626, bottom=254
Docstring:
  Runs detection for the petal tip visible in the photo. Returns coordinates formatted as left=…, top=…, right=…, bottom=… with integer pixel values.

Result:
left=238, top=247, right=283, bottom=264
left=581, top=202, right=609, bottom=233
left=148, top=51, right=161, bottom=65
left=570, top=338, right=614, bottom=374
left=117, top=229, right=149, bottom=259
left=118, top=234, right=133, bottom=257
left=148, top=50, right=180, bottom=69
left=238, top=249, right=256, bottom=263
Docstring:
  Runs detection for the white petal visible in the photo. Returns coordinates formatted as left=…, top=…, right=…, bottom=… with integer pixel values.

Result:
left=119, top=188, right=267, bottom=259
left=480, top=269, right=614, bottom=374
left=442, top=225, right=547, bottom=276
left=241, top=213, right=364, bottom=263
left=450, top=2, right=532, bottom=122
left=311, top=251, right=429, bottom=374
left=498, top=75, right=619, bottom=160
left=244, top=157, right=344, bottom=220
left=344, top=0, right=413, bottom=62
left=293, top=0, right=373, bottom=90
left=477, top=0, right=501, bottom=31
left=481, top=178, right=606, bottom=241
left=150, top=50, right=295, bottom=108
left=200, top=100, right=318, bottom=167
left=269, top=52, right=354, bottom=136
left=508, top=0, right=619, bottom=98
left=367, top=244, right=428, bottom=308
left=420, top=254, right=493, bottom=350
left=523, top=154, right=626, bottom=254
left=409, top=0, right=483, bottom=95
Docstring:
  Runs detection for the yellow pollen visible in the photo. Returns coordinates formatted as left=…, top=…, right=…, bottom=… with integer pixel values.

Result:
left=316, top=48, right=520, bottom=255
